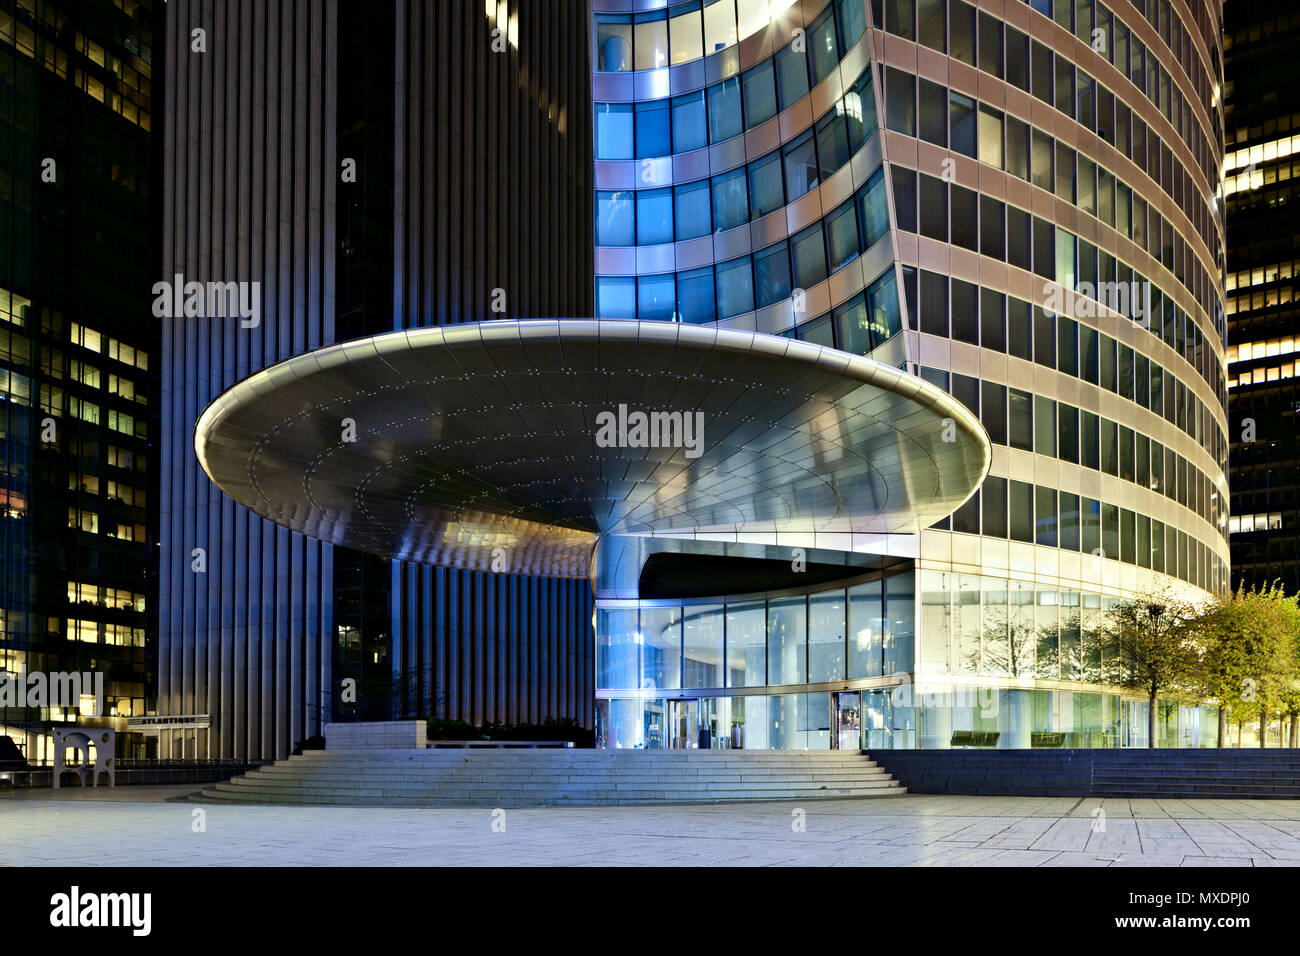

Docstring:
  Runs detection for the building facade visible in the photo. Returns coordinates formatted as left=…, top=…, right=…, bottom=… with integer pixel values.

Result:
left=0, top=0, right=156, bottom=761
left=1223, top=0, right=1300, bottom=593
left=158, top=0, right=595, bottom=760
left=590, top=0, right=1229, bottom=749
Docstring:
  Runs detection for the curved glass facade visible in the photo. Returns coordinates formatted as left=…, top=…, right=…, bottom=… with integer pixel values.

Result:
left=590, top=0, right=1229, bottom=750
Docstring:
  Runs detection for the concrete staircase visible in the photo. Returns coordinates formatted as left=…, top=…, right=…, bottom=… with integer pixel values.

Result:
left=869, top=749, right=1300, bottom=798
left=191, top=749, right=906, bottom=807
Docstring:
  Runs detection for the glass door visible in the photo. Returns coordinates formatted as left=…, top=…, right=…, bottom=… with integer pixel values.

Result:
left=669, top=699, right=699, bottom=748
left=832, top=691, right=862, bottom=750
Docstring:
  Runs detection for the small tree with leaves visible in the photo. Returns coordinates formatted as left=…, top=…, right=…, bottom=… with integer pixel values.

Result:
left=1194, top=583, right=1300, bottom=747
left=1102, top=588, right=1202, bottom=748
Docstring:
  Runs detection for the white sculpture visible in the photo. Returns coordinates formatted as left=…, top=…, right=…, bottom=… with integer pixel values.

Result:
left=53, top=728, right=115, bottom=789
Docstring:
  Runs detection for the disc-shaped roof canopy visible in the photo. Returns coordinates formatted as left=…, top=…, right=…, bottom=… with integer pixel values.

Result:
left=195, top=320, right=990, bottom=578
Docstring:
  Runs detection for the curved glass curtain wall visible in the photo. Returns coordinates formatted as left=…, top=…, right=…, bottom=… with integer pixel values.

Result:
left=595, top=570, right=1218, bottom=749
left=594, top=0, right=896, bottom=335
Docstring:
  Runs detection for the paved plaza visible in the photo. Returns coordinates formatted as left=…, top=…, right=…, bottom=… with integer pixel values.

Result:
left=4, top=787, right=1300, bottom=866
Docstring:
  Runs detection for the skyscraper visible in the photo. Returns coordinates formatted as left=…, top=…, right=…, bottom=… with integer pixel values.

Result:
left=590, top=0, right=1229, bottom=749
left=0, top=0, right=156, bottom=761
left=1223, top=0, right=1300, bottom=592
left=157, top=0, right=594, bottom=760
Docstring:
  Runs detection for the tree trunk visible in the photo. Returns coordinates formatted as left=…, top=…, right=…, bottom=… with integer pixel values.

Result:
left=1148, top=693, right=1158, bottom=748
left=1290, top=714, right=1299, bottom=749
left=1237, top=721, right=1242, bottom=748
left=1217, top=707, right=1227, bottom=748
left=1260, top=707, right=1267, bottom=748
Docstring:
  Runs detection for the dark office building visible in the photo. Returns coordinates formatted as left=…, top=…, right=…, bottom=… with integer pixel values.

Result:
left=0, top=0, right=157, bottom=761
left=157, top=0, right=594, bottom=759
left=1223, top=2, right=1300, bottom=592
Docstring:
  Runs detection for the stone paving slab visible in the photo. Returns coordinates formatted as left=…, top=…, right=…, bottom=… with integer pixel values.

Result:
left=3, top=788, right=1300, bottom=866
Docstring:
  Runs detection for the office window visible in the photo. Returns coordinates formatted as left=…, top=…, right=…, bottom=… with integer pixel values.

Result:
left=1078, top=155, right=1096, bottom=215
left=677, top=265, right=715, bottom=324
left=783, top=130, right=821, bottom=202
left=979, top=195, right=1004, bottom=260
left=1031, top=128, right=1053, bottom=191
left=671, top=91, right=708, bottom=153
left=1077, top=69, right=1094, bottom=130
left=950, top=91, right=976, bottom=158
left=918, top=0, right=946, bottom=51
left=838, top=0, right=868, bottom=47
left=754, top=241, right=792, bottom=308
left=980, top=289, right=1005, bottom=351
left=951, top=373, right=978, bottom=416
left=1057, top=316, right=1077, bottom=376
left=977, top=105, right=1003, bottom=169
left=1054, top=55, right=1074, bottom=118
left=1033, top=306, right=1055, bottom=368
left=703, top=0, right=737, bottom=54
left=791, top=223, right=828, bottom=291
left=835, top=293, right=872, bottom=355
left=1034, top=396, right=1056, bottom=456
left=826, top=200, right=861, bottom=272
left=952, top=278, right=978, bottom=344
left=674, top=179, right=711, bottom=240
left=596, top=191, right=635, bottom=246
left=637, top=188, right=673, bottom=245
left=775, top=41, right=810, bottom=110
left=982, top=381, right=1007, bottom=445
left=1081, top=497, right=1101, bottom=555
left=920, top=270, right=948, bottom=336
left=1100, top=418, right=1118, bottom=475
left=885, top=67, right=915, bottom=135
left=1009, top=388, right=1033, bottom=450
left=1058, top=404, right=1079, bottom=464
left=950, top=0, right=975, bottom=65
left=1055, top=229, right=1075, bottom=291
left=597, top=276, right=636, bottom=318
left=634, top=11, right=669, bottom=70
left=1007, top=296, right=1032, bottom=360
left=890, top=165, right=917, bottom=232
left=886, top=0, right=915, bottom=39
left=636, top=100, right=671, bottom=158
left=809, top=6, right=840, bottom=84
left=1007, top=206, right=1030, bottom=271
left=982, top=476, right=1007, bottom=537
left=708, top=76, right=742, bottom=143
left=951, top=184, right=977, bottom=251
left=859, top=168, right=890, bottom=245
left=1032, top=41, right=1053, bottom=104
left=1006, top=116, right=1029, bottom=180
left=712, top=167, right=748, bottom=231
left=816, top=103, right=852, bottom=172
left=1055, top=142, right=1075, bottom=202
left=919, top=174, right=947, bottom=242
left=595, top=16, right=633, bottom=71
left=1006, top=25, right=1029, bottom=90
left=1036, top=487, right=1058, bottom=547
left=1119, top=425, right=1134, bottom=482
left=1099, top=334, right=1116, bottom=391
left=669, top=3, right=703, bottom=64
left=978, top=12, right=1002, bottom=77
left=1033, top=217, right=1054, bottom=279
left=868, top=268, right=903, bottom=341
left=1060, top=492, right=1080, bottom=550
left=845, top=69, right=878, bottom=151
left=742, top=59, right=778, bottom=129
left=1081, top=410, right=1100, bottom=469
left=1079, top=325, right=1099, bottom=384
left=595, top=103, right=634, bottom=159
left=638, top=273, right=676, bottom=321
left=1009, top=480, right=1034, bottom=542
left=715, top=255, right=754, bottom=318
left=919, top=79, right=948, bottom=146
left=749, top=152, right=785, bottom=218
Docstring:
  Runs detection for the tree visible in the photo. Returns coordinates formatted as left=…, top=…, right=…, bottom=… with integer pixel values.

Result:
left=1102, top=588, right=1202, bottom=748
left=1194, top=583, right=1300, bottom=748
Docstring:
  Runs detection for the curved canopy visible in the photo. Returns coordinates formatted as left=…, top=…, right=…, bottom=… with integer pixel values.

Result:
left=195, top=320, right=990, bottom=578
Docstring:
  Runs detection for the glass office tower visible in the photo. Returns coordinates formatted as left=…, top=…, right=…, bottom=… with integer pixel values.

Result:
left=0, top=0, right=156, bottom=761
left=1223, top=1, right=1300, bottom=593
left=590, top=0, right=1228, bottom=749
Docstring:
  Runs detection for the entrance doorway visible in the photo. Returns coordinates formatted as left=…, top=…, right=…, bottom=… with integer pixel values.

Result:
left=669, top=699, right=699, bottom=748
left=832, top=691, right=861, bottom=750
